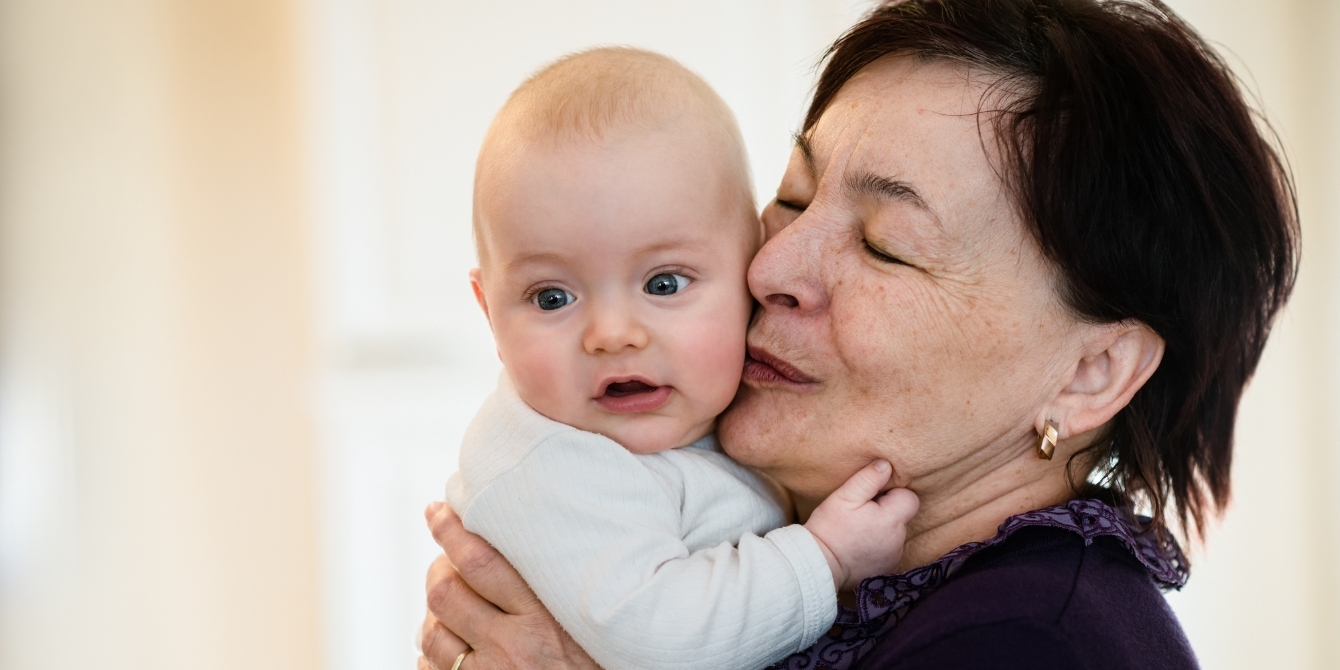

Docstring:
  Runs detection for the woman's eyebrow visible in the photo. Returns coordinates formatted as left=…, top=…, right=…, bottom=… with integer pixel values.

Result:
left=793, top=132, right=817, bottom=177
left=846, top=172, right=926, bottom=208
left=795, top=132, right=942, bottom=227
left=845, top=171, right=944, bottom=230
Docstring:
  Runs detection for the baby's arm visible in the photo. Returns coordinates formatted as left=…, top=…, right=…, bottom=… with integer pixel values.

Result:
left=456, top=439, right=836, bottom=670
left=448, top=382, right=838, bottom=670
left=804, top=460, right=920, bottom=591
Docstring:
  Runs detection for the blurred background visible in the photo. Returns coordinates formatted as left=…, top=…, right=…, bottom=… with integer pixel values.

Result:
left=0, top=0, right=1336, bottom=668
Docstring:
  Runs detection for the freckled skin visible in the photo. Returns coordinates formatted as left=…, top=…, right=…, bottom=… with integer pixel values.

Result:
left=719, top=58, right=1091, bottom=566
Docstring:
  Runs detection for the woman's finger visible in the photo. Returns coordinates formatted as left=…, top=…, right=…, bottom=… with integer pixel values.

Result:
left=426, top=502, right=543, bottom=615
left=418, top=610, right=468, bottom=670
left=425, top=552, right=507, bottom=648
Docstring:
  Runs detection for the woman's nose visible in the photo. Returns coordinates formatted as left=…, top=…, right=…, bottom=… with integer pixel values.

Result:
left=581, top=302, right=650, bottom=355
left=747, top=214, right=829, bottom=314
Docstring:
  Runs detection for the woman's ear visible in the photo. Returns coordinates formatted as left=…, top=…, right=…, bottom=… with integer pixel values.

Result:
left=1042, top=322, right=1164, bottom=441
left=469, top=268, right=492, bottom=329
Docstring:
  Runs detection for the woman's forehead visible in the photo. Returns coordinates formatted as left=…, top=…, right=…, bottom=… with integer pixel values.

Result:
left=812, top=62, right=997, bottom=154
left=803, top=57, right=1010, bottom=216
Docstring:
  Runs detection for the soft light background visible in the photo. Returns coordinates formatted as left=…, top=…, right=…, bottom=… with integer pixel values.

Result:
left=0, top=1, right=1335, bottom=669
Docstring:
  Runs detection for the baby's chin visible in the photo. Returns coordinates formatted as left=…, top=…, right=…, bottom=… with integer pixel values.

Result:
left=587, top=416, right=717, bottom=455
left=521, top=386, right=721, bottom=454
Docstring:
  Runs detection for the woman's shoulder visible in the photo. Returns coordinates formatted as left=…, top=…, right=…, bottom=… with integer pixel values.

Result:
left=857, top=524, right=1199, bottom=670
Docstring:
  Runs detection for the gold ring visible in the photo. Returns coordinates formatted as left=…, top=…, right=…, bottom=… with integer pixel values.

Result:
left=450, top=649, right=471, bottom=670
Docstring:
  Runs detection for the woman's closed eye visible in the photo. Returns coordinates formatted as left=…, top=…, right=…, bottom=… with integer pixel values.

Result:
left=762, top=198, right=808, bottom=238
left=645, top=272, right=691, bottom=296
left=863, top=238, right=908, bottom=266
left=532, top=287, right=576, bottom=311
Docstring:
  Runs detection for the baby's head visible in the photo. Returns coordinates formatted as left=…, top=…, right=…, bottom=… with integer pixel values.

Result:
left=470, top=47, right=761, bottom=454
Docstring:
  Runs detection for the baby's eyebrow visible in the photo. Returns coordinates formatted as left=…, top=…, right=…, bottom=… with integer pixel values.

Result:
left=503, top=251, right=567, bottom=271
left=635, top=238, right=709, bottom=257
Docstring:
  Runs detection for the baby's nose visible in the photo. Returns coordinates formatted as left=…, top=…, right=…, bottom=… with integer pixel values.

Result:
left=582, top=306, right=650, bottom=354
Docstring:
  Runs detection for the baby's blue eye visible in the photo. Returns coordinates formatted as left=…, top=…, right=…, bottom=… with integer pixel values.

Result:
left=534, top=288, right=575, bottom=311
left=645, top=273, right=690, bottom=296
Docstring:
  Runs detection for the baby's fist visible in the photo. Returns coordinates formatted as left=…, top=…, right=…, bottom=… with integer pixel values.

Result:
left=804, top=460, right=919, bottom=591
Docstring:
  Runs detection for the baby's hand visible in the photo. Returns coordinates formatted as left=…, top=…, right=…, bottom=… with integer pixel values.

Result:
left=804, top=460, right=919, bottom=591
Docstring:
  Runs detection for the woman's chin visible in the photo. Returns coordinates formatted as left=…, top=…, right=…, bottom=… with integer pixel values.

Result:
left=720, top=388, right=799, bottom=466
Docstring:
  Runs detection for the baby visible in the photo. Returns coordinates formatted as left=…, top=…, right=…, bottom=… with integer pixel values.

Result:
left=447, top=47, right=918, bottom=670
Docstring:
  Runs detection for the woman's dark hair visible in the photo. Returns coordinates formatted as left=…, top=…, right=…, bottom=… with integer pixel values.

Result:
left=805, top=0, right=1298, bottom=540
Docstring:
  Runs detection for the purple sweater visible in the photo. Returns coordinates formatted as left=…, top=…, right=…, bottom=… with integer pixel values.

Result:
left=773, top=499, right=1198, bottom=670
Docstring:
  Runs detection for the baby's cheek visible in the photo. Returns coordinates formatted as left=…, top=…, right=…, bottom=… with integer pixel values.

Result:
left=501, top=333, right=581, bottom=424
left=676, top=314, right=748, bottom=415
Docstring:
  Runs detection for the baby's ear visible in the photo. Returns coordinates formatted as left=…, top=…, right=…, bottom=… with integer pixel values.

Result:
left=469, top=268, right=492, bottom=328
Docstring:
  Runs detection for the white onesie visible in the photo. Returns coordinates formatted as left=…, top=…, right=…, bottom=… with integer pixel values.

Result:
left=445, top=375, right=837, bottom=670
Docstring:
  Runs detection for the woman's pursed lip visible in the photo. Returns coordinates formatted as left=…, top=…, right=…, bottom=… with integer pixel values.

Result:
left=744, top=346, right=818, bottom=385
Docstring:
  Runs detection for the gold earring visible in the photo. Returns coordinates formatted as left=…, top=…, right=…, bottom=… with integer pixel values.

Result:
left=1036, top=420, right=1059, bottom=460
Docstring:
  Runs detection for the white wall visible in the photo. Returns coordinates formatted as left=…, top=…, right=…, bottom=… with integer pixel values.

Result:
left=300, top=2, right=872, bottom=668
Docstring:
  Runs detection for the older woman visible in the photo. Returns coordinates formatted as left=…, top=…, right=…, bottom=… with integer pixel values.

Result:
left=419, top=0, right=1298, bottom=668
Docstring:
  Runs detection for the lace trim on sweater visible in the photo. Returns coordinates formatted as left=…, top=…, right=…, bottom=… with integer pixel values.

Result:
left=770, top=498, right=1188, bottom=670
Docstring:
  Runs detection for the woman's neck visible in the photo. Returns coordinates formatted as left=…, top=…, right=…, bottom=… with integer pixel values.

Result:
left=794, top=446, right=1079, bottom=574
left=896, top=467, right=1074, bottom=570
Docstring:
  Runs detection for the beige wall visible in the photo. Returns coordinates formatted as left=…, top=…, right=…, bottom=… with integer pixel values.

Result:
left=1158, top=1, right=1340, bottom=668
left=0, top=0, right=322, bottom=668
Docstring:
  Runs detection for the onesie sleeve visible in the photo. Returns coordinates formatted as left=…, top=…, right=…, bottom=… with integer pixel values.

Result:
left=445, top=379, right=837, bottom=670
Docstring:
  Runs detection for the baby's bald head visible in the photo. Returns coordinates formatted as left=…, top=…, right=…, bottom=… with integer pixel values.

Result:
left=467, top=49, right=763, bottom=452
left=473, top=47, right=755, bottom=267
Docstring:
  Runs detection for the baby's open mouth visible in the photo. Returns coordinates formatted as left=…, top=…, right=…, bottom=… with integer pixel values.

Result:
left=604, top=380, right=657, bottom=397
left=595, top=377, right=672, bottom=414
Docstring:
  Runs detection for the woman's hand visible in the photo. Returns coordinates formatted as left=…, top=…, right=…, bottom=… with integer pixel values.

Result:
left=418, top=502, right=600, bottom=670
